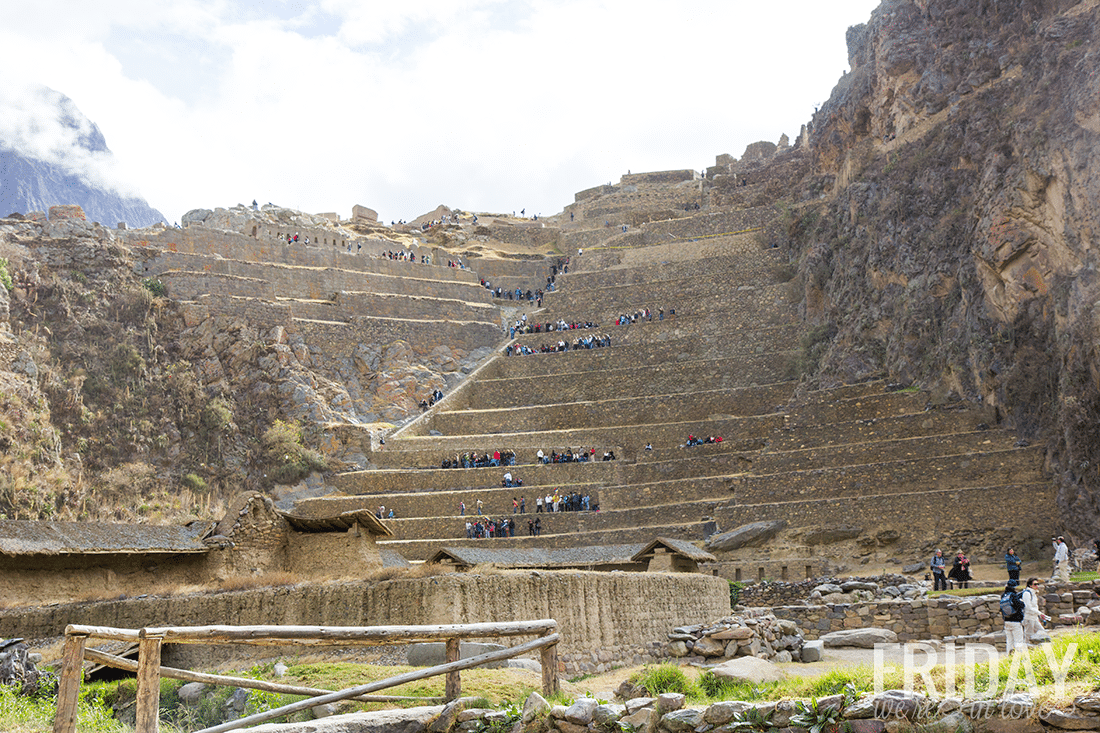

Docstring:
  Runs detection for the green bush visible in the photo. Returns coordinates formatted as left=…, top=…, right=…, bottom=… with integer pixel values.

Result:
left=263, top=419, right=328, bottom=484
left=697, top=670, right=742, bottom=699
left=181, top=472, right=207, bottom=491
left=0, top=258, right=12, bottom=292
left=142, top=277, right=167, bottom=297
left=729, top=580, right=748, bottom=606
left=630, top=663, right=696, bottom=696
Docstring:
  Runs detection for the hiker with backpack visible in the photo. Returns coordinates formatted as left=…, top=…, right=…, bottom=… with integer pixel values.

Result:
left=1001, top=579, right=1026, bottom=653
left=1022, top=577, right=1050, bottom=639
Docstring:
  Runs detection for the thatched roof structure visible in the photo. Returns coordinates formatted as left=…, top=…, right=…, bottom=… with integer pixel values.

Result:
left=278, top=508, right=393, bottom=538
left=428, top=543, right=644, bottom=570
left=0, top=520, right=213, bottom=556
left=631, top=537, right=717, bottom=563
left=428, top=537, right=715, bottom=572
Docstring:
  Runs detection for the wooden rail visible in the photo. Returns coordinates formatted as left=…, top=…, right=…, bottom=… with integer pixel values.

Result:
left=54, top=620, right=560, bottom=733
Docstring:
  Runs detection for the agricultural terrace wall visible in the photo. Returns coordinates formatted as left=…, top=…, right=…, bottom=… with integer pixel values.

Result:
left=575, top=184, right=617, bottom=202
left=483, top=222, right=562, bottom=248
left=561, top=208, right=775, bottom=252
left=177, top=297, right=503, bottom=355
left=0, top=572, right=730, bottom=675
left=465, top=256, right=555, bottom=282
left=124, top=228, right=457, bottom=276
left=172, top=288, right=496, bottom=328
left=621, top=170, right=697, bottom=185
left=144, top=254, right=492, bottom=303
left=715, top=483, right=1056, bottom=548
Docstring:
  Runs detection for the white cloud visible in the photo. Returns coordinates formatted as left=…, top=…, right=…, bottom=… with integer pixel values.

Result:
left=0, top=0, right=881, bottom=225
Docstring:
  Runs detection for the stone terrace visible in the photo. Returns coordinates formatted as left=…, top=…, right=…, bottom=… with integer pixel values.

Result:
left=317, top=188, right=1055, bottom=569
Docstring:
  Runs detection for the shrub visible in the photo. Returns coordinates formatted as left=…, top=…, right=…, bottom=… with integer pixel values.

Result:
left=263, top=419, right=328, bottom=484
left=0, top=258, right=12, bottom=292
left=181, top=473, right=207, bottom=491
left=630, top=663, right=695, bottom=696
left=142, top=277, right=167, bottom=297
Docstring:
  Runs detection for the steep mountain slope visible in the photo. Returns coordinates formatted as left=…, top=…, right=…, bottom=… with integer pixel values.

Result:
left=0, top=86, right=165, bottom=227
left=785, top=0, right=1100, bottom=535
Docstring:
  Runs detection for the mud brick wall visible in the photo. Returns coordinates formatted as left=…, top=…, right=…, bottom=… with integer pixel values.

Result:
left=0, top=572, right=730, bottom=676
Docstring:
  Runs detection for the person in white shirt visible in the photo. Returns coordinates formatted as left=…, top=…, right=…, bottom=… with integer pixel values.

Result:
left=1053, top=537, right=1071, bottom=583
left=1022, top=577, right=1050, bottom=639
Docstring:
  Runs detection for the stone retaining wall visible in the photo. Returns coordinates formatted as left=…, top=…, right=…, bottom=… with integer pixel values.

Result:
left=772, top=582, right=1100, bottom=640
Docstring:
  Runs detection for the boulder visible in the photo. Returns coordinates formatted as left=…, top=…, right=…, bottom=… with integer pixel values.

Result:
left=564, top=698, right=599, bottom=725
left=660, top=709, right=703, bottom=732
left=709, top=656, right=786, bottom=684
left=705, top=700, right=754, bottom=724
left=625, top=698, right=657, bottom=714
left=657, top=693, right=684, bottom=712
left=814, top=583, right=844, bottom=595
left=620, top=707, right=657, bottom=733
left=705, top=520, right=787, bottom=551
left=522, top=692, right=550, bottom=723
left=802, top=525, right=864, bottom=545
left=820, top=628, right=898, bottom=648
left=692, top=635, right=727, bottom=657
left=1041, top=710, right=1100, bottom=730
left=668, top=641, right=689, bottom=657
left=592, top=705, right=625, bottom=726
left=841, top=581, right=879, bottom=592
left=177, top=682, right=208, bottom=705
left=801, top=640, right=824, bottom=662
left=708, top=627, right=754, bottom=640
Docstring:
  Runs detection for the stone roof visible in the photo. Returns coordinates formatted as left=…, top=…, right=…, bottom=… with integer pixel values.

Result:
left=428, top=543, right=645, bottom=569
left=0, top=520, right=214, bottom=556
left=631, top=537, right=716, bottom=563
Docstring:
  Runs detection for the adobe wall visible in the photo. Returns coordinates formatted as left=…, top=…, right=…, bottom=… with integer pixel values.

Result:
left=0, top=553, right=210, bottom=606
left=286, top=524, right=383, bottom=577
left=0, top=572, right=730, bottom=675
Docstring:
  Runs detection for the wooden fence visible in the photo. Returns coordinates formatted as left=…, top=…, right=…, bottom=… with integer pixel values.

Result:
left=54, top=620, right=560, bottom=733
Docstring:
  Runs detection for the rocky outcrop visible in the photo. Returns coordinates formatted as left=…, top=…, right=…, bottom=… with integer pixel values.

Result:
left=786, top=0, right=1100, bottom=537
left=666, top=614, right=806, bottom=663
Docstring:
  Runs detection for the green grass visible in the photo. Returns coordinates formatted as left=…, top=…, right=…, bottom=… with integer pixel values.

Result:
left=1072, top=571, right=1099, bottom=582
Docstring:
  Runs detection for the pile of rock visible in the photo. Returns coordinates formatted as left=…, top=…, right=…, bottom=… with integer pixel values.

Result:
left=738, top=575, right=923, bottom=607
left=0, top=638, right=49, bottom=697
left=808, top=577, right=925, bottom=604
left=665, top=614, right=806, bottom=662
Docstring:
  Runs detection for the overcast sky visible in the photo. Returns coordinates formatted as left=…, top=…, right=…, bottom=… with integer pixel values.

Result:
left=0, top=0, right=880, bottom=225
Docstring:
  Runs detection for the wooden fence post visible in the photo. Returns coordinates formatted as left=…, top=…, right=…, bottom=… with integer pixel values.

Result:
left=135, top=632, right=165, bottom=733
left=445, top=637, right=461, bottom=700
left=540, top=639, right=559, bottom=697
left=53, top=632, right=88, bottom=733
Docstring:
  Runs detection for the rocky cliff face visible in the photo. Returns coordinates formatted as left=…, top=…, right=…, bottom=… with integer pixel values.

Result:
left=0, top=86, right=165, bottom=228
left=788, top=0, right=1100, bottom=536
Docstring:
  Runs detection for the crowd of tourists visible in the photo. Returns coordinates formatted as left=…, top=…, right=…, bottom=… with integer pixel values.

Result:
left=441, top=450, right=517, bottom=469
left=615, top=307, right=672, bottom=325
left=507, top=334, right=611, bottom=356
left=536, top=447, right=614, bottom=463
left=381, top=249, right=430, bottom=264
left=510, top=318, right=599, bottom=339
left=684, top=434, right=723, bottom=446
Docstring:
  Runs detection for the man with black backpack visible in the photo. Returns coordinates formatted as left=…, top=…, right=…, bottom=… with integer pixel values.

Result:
left=1001, top=579, right=1026, bottom=653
